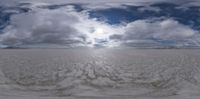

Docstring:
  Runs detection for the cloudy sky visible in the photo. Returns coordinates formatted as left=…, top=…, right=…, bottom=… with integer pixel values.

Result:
left=0, top=0, right=200, bottom=48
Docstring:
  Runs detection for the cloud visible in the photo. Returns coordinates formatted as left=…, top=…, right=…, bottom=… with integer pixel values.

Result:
left=126, top=19, right=196, bottom=40
left=110, top=19, right=200, bottom=47
left=1, top=4, right=200, bottom=48
left=0, top=6, right=88, bottom=47
left=0, top=5, right=121, bottom=48
left=0, top=1, right=200, bottom=48
left=137, top=6, right=161, bottom=12
left=15, top=0, right=200, bottom=4
left=1, top=0, right=198, bottom=6
left=0, top=0, right=169, bottom=4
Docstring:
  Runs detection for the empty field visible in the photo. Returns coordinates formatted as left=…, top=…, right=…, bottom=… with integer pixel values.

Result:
left=0, top=49, right=200, bottom=99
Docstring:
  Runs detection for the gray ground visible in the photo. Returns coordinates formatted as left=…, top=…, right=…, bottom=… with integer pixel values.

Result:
left=0, top=48, right=200, bottom=99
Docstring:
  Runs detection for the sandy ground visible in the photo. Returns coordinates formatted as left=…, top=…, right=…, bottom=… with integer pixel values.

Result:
left=0, top=49, right=200, bottom=99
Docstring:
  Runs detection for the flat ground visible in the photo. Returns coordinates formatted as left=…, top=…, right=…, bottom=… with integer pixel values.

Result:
left=0, top=48, right=200, bottom=99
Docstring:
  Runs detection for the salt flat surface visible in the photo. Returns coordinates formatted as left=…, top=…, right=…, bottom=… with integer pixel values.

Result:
left=0, top=48, right=200, bottom=99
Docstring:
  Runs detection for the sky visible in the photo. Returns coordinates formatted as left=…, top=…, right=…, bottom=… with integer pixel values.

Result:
left=0, top=0, right=200, bottom=48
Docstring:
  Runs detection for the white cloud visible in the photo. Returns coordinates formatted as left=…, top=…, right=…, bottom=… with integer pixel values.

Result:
left=0, top=1, right=200, bottom=48
left=110, top=19, right=200, bottom=47
left=1, top=5, right=199, bottom=48
left=138, top=6, right=161, bottom=12
left=0, top=5, right=121, bottom=47
left=0, top=6, right=86, bottom=47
